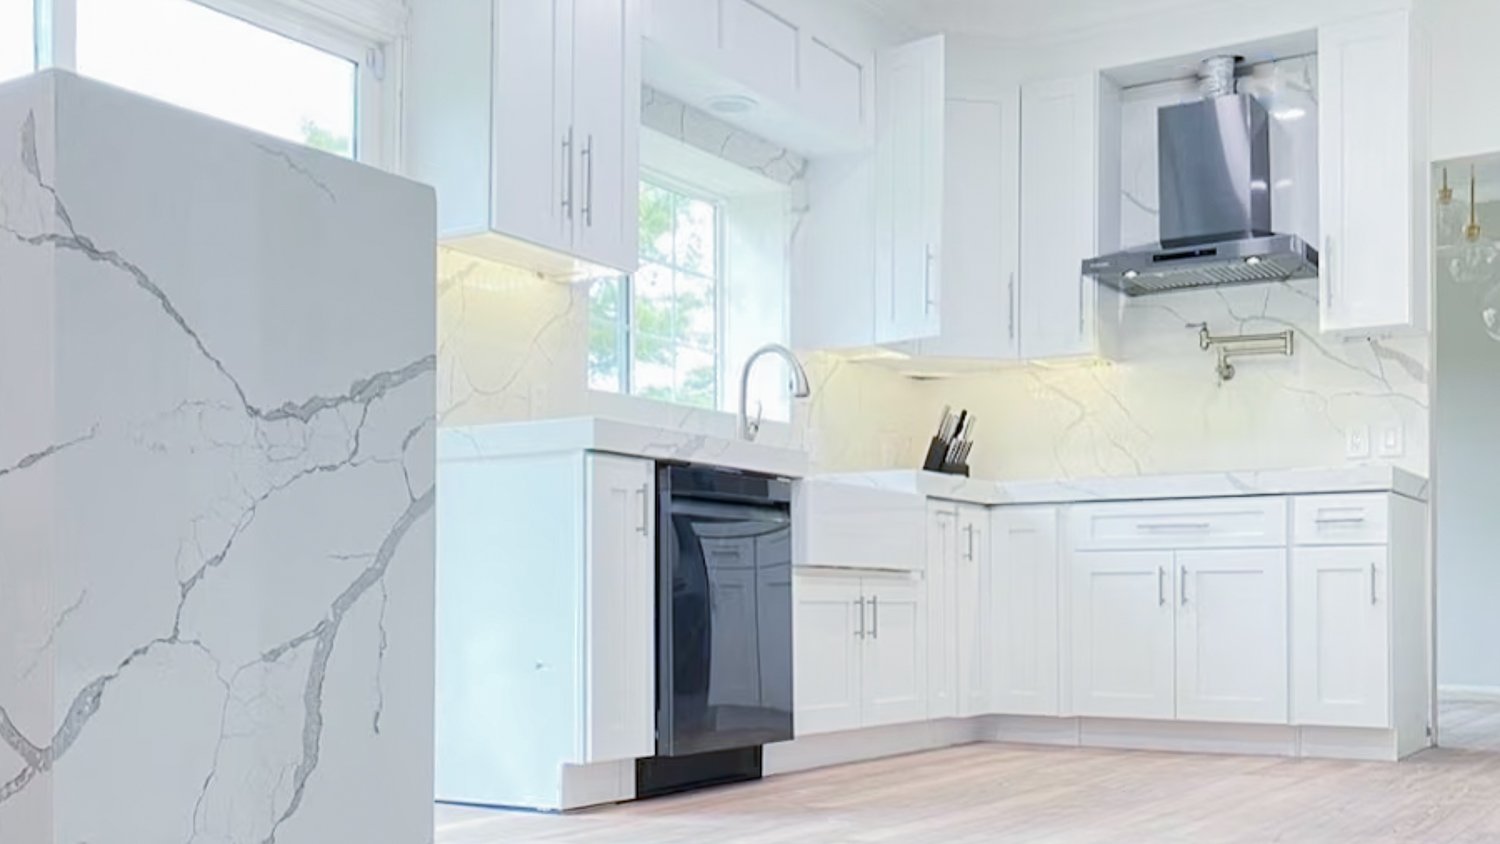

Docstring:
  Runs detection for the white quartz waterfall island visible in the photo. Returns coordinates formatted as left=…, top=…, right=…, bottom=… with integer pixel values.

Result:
left=0, top=72, right=437, bottom=843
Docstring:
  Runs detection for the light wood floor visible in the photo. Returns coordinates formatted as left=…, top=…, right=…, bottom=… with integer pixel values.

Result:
left=437, top=696, right=1500, bottom=844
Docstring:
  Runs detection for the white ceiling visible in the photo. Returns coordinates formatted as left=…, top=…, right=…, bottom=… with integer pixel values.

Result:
left=855, top=0, right=1232, bottom=41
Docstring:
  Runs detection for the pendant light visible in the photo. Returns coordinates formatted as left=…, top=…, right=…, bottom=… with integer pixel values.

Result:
left=1448, top=165, right=1500, bottom=285
left=1436, top=166, right=1468, bottom=246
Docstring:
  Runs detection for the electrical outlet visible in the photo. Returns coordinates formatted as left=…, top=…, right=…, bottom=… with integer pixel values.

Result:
left=1377, top=423, right=1406, bottom=458
left=1345, top=424, right=1372, bottom=460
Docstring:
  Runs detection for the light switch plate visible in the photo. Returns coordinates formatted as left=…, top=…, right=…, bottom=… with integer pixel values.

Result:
left=1378, top=423, right=1406, bottom=458
left=1345, top=424, right=1372, bottom=460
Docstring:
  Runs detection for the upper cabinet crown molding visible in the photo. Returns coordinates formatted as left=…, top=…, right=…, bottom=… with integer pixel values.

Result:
left=641, top=0, right=876, bottom=156
left=405, top=0, right=641, bottom=279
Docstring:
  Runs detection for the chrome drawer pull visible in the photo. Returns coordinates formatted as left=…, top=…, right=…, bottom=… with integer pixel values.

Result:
left=1314, top=515, right=1367, bottom=525
left=1139, top=522, right=1212, bottom=532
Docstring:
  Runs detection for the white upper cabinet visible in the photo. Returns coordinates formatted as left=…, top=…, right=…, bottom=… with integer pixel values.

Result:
left=1019, top=73, right=1104, bottom=359
left=405, top=0, right=640, bottom=278
left=641, top=0, right=873, bottom=154
left=874, top=35, right=945, bottom=344
left=1318, top=8, right=1430, bottom=335
left=911, top=92, right=1021, bottom=360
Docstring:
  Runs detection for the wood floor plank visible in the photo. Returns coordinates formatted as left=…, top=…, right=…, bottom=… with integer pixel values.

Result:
left=437, top=696, right=1500, bottom=843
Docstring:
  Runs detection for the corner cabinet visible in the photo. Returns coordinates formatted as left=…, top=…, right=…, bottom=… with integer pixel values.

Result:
left=874, top=35, right=945, bottom=344
left=990, top=506, right=1060, bottom=716
left=406, top=0, right=640, bottom=278
left=1318, top=8, right=1430, bottom=335
left=794, top=571, right=928, bottom=735
left=1018, top=72, right=1110, bottom=359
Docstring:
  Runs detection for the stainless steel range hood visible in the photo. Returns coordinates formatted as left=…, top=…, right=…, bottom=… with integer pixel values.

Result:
left=1083, top=57, right=1319, bottom=296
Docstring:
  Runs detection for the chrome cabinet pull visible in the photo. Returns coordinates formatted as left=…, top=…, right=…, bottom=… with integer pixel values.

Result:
left=1180, top=564, right=1188, bottom=606
left=1157, top=566, right=1166, bottom=606
left=581, top=134, right=595, bottom=227
left=870, top=595, right=879, bottom=639
left=1007, top=272, right=1016, bottom=340
left=1078, top=275, right=1086, bottom=334
left=964, top=524, right=975, bottom=561
left=636, top=484, right=650, bottom=535
left=1370, top=563, right=1378, bottom=605
left=924, top=245, right=936, bottom=314
left=561, top=127, right=574, bottom=221
left=1139, top=522, right=1212, bottom=533
left=1324, top=235, right=1335, bottom=309
left=1315, top=512, right=1367, bottom=525
left=855, top=597, right=866, bottom=639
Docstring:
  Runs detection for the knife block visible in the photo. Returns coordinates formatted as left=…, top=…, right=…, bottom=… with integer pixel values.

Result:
left=921, top=436, right=971, bottom=477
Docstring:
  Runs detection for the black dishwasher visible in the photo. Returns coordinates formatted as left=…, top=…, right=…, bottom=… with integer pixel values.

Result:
left=636, top=464, right=794, bottom=798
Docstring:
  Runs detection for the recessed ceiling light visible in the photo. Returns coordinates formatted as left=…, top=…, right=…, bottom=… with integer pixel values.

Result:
left=1123, top=269, right=1140, bottom=279
left=1245, top=255, right=1263, bottom=266
left=706, top=94, right=758, bottom=115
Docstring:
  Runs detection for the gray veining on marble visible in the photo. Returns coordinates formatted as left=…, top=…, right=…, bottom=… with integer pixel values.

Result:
left=0, top=71, right=435, bottom=844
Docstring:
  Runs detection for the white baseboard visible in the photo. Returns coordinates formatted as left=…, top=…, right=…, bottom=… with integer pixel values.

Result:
left=762, top=716, right=1406, bottom=776
left=1439, top=684, right=1500, bottom=700
left=763, top=719, right=983, bottom=777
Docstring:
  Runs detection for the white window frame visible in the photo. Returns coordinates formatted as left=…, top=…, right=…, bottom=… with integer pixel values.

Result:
left=597, top=170, right=729, bottom=411
left=33, top=0, right=401, bottom=167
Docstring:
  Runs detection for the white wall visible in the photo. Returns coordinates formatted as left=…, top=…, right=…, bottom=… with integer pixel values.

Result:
left=1435, top=192, right=1500, bottom=690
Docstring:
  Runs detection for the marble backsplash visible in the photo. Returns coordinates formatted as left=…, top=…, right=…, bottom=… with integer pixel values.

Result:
left=924, top=280, right=1429, bottom=481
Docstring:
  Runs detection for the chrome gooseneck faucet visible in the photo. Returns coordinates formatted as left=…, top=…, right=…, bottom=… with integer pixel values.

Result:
left=738, top=343, right=811, bottom=441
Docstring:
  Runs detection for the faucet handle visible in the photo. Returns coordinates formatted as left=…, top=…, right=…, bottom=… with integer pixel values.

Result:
left=747, top=401, right=765, bottom=440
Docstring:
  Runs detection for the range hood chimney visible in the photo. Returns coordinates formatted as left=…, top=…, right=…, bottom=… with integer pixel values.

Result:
left=1082, top=56, right=1319, bottom=296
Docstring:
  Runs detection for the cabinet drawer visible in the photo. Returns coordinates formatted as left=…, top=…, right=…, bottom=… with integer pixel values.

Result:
left=795, top=480, right=927, bottom=571
left=1069, top=498, right=1288, bottom=550
left=1293, top=494, right=1390, bottom=545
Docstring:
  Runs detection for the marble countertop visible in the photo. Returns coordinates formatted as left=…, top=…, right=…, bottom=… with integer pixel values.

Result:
left=438, top=416, right=810, bottom=477
left=820, top=465, right=1429, bottom=505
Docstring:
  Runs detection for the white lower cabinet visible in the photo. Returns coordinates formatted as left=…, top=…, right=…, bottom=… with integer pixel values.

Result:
left=955, top=505, right=990, bottom=717
left=1291, top=546, right=1391, bottom=728
left=1070, top=546, right=1290, bottom=724
left=991, top=506, right=1060, bottom=716
left=794, top=572, right=928, bottom=736
left=1176, top=549, right=1288, bottom=724
left=1071, top=550, right=1176, bottom=720
left=925, top=503, right=959, bottom=717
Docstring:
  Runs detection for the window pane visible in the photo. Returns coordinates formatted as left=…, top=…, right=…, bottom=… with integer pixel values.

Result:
left=639, top=183, right=674, bottom=265
left=675, top=346, right=716, bottom=409
left=77, top=0, right=357, bottom=157
left=675, top=194, right=716, bottom=276
left=0, top=0, right=32, bottom=83
left=587, top=277, right=625, bottom=393
left=632, top=262, right=677, bottom=355
left=676, top=272, right=716, bottom=350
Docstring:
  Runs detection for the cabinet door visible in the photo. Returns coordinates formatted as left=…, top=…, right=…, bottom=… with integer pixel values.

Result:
left=1318, top=9, right=1423, bottom=334
left=874, top=35, right=944, bottom=344
left=992, top=507, right=1060, bottom=716
left=1071, top=550, right=1175, bottom=719
left=916, top=95, right=1020, bottom=360
left=1176, top=549, right=1289, bottom=724
left=956, top=505, right=991, bottom=717
left=793, top=573, right=865, bottom=735
left=570, top=0, right=641, bottom=274
left=582, top=454, right=655, bottom=762
left=1019, top=74, right=1097, bottom=359
left=492, top=0, right=572, bottom=255
left=862, top=577, right=929, bottom=727
left=925, top=503, right=959, bottom=718
left=1292, top=547, right=1391, bottom=728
